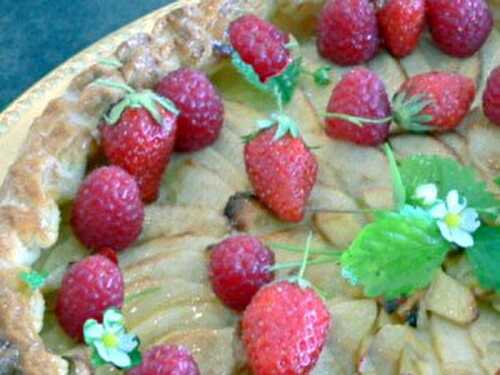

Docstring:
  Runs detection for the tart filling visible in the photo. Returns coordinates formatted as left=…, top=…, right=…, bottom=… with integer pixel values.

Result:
left=1, top=0, right=500, bottom=374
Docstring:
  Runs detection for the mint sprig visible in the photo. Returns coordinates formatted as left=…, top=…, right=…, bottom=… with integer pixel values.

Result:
left=341, top=206, right=450, bottom=299
left=466, top=226, right=500, bottom=292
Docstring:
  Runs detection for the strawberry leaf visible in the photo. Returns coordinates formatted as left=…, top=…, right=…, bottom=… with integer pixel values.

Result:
left=341, top=207, right=450, bottom=299
left=384, top=144, right=406, bottom=210
left=231, top=51, right=302, bottom=105
left=400, top=155, right=499, bottom=216
left=466, top=226, right=500, bottom=292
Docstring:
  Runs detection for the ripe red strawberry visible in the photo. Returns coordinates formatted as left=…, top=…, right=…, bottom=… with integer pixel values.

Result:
left=56, top=255, right=124, bottom=340
left=317, top=0, right=379, bottom=66
left=393, top=72, right=476, bottom=131
left=325, top=68, right=391, bottom=146
left=483, top=66, right=500, bottom=126
left=128, top=345, right=200, bottom=375
left=242, top=281, right=330, bottom=375
left=71, top=166, right=144, bottom=252
left=427, top=0, right=493, bottom=57
left=375, top=0, right=425, bottom=58
left=244, top=119, right=318, bottom=222
left=228, top=14, right=291, bottom=82
left=101, top=89, right=177, bottom=203
left=209, top=235, right=275, bottom=311
left=155, top=68, right=224, bottom=152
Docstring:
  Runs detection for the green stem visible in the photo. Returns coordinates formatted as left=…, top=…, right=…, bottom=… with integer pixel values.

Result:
left=95, top=78, right=135, bottom=94
left=323, top=112, right=393, bottom=127
left=270, top=242, right=337, bottom=256
left=298, top=232, right=313, bottom=279
left=307, top=208, right=380, bottom=214
left=270, top=256, right=339, bottom=272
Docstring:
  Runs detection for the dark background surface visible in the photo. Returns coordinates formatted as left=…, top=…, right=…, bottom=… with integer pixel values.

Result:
left=0, top=0, right=174, bottom=110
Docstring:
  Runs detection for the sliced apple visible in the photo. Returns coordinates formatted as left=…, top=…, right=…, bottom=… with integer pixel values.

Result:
left=429, top=314, right=483, bottom=375
left=424, top=270, right=478, bottom=324
left=156, top=328, right=237, bottom=375
left=130, top=302, right=236, bottom=346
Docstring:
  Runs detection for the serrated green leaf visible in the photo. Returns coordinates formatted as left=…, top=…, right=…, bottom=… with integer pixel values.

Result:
left=341, top=209, right=450, bottom=299
left=495, top=176, right=500, bottom=186
left=400, top=155, right=499, bottom=216
left=384, top=144, right=406, bottom=210
left=127, top=348, right=142, bottom=369
left=466, top=226, right=500, bottom=291
left=231, top=52, right=302, bottom=104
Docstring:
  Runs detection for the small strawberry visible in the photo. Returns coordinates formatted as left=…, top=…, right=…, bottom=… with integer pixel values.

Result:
left=228, top=14, right=291, bottom=82
left=483, top=66, right=500, bottom=126
left=209, top=235, right=275, bottom=311
left=155, top=68, right=224, bottom=152
left=325, top=68, right=391, bottom=146
left=392, top=71, right=476, bottom=131
left=427, top=0, right=493, bottom=57
left=244, top=115, right=318, bottom=222
left=128, top=345, right=200, bottom=375
left=242, top=281, right=330, bottom=375
left=317, top=0, right=379, bottom=66
left=56, top=255, right=124, bottom=340
left=375, top=0, right=425, bottom=58
left=99, top=80, right=178, bottom=203
left=71, top=166, right=144, bottom=252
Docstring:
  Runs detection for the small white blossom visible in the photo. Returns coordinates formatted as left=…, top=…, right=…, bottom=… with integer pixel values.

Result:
left=429, top=190, right=480, bottom=248
left=413, top=183, right=438, bottom=206
left=84, top=308, right=140, bottom=369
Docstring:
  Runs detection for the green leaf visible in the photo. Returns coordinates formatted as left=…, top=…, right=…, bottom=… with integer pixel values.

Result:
left=384, top=144, right=406, bottom=210
left=466, top=226, right=500, bottom=291
left=231, top=51, right=302, bottom=105
left=20, top=270, right=48, bottom=290
left=341, top=208, right=450, bottom=299
left=495, top=177, right=500, bottom=186
left=126, top=348, right=143, bottom=369
left=90, top=349, right=106, bottom=368
left=400, top=155, right=499, bottom=216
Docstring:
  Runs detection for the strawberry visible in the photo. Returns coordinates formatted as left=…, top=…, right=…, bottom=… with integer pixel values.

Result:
left=228, top=14, right=291, bottom=82
left=209, top=235, right=275, bottom=311
left=392, top=72, right=476, bottom=131
left=325, top=68, right=391, bottom=146
left=100, top=82, right=178, bottom=203
left=244, top=116, right=318, bottom=222
left=128, top=345, right=200, bottom=375
left=155, top=68, right=224, bottom=152
left=483, top=66, right=500, bottom=126
left=317, top=0, right=379, bottom=66
left=427, top=0, right=493, bottom=57
left=56, top=255, right=124, bottom=341
left=375, top=0, right=425, bottom=58
left=71, top=166, right=144, bottom=252
left=242, top=281, right=330, bottom=375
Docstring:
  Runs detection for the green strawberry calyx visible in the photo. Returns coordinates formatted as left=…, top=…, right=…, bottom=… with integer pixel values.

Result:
left=242, top=112, right=301, bottom=143
left=391, top=91, right=434, bottom=132
left=95, top=79, right=179, bottom=126
left=19, top=270, right=48, bottom=291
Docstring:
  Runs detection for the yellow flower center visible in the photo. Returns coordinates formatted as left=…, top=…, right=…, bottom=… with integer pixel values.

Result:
left=445, top=213, right=462, bottom=229
left=102, top=332, right=119, bottom=349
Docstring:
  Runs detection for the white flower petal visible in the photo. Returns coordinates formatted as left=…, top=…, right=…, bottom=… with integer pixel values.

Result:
left=446, top=190, right=460, bottom=211
left=83, top=321, right=104, bottom=344
left=437, top=221, right=454, bottom=243
left=94, top=341, right=112, bottom=363
left=119, top=333, right=138, bottom=352
left=460, top=208, right=481, bottom=233
left=430, top=202, right=447, bottom=219
left=415, top=184, right=438, bottom=206
left=450, top=228, right=474, bottom=248
left=103, top=308, right=124, bottom=329
left=107, top=348, right=131, bottom=368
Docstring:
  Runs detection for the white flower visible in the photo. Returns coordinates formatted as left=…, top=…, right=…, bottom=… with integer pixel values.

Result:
left=429, top=190, right=480, bottom=248
left=413, top=183, right=438, bottom=206
left=84, top=308, right=139, bottom=369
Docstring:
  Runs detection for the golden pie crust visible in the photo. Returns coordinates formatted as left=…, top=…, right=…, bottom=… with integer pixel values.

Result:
left=0, top=0, right=500, bottom=374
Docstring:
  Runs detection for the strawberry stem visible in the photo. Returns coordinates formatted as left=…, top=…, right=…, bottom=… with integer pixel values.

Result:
left=269, top=256, right=339, bottom=272
left=95, top=78, right=135, bottom=94
left=308, top=208, right=380, bottom=214
left=323, top=112, right=392, bottom=127
left=270, top=242, right=337, bottom=256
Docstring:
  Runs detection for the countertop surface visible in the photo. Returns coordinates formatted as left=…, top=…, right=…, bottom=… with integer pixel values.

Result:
left=0, top=0, right=174, bottom=110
